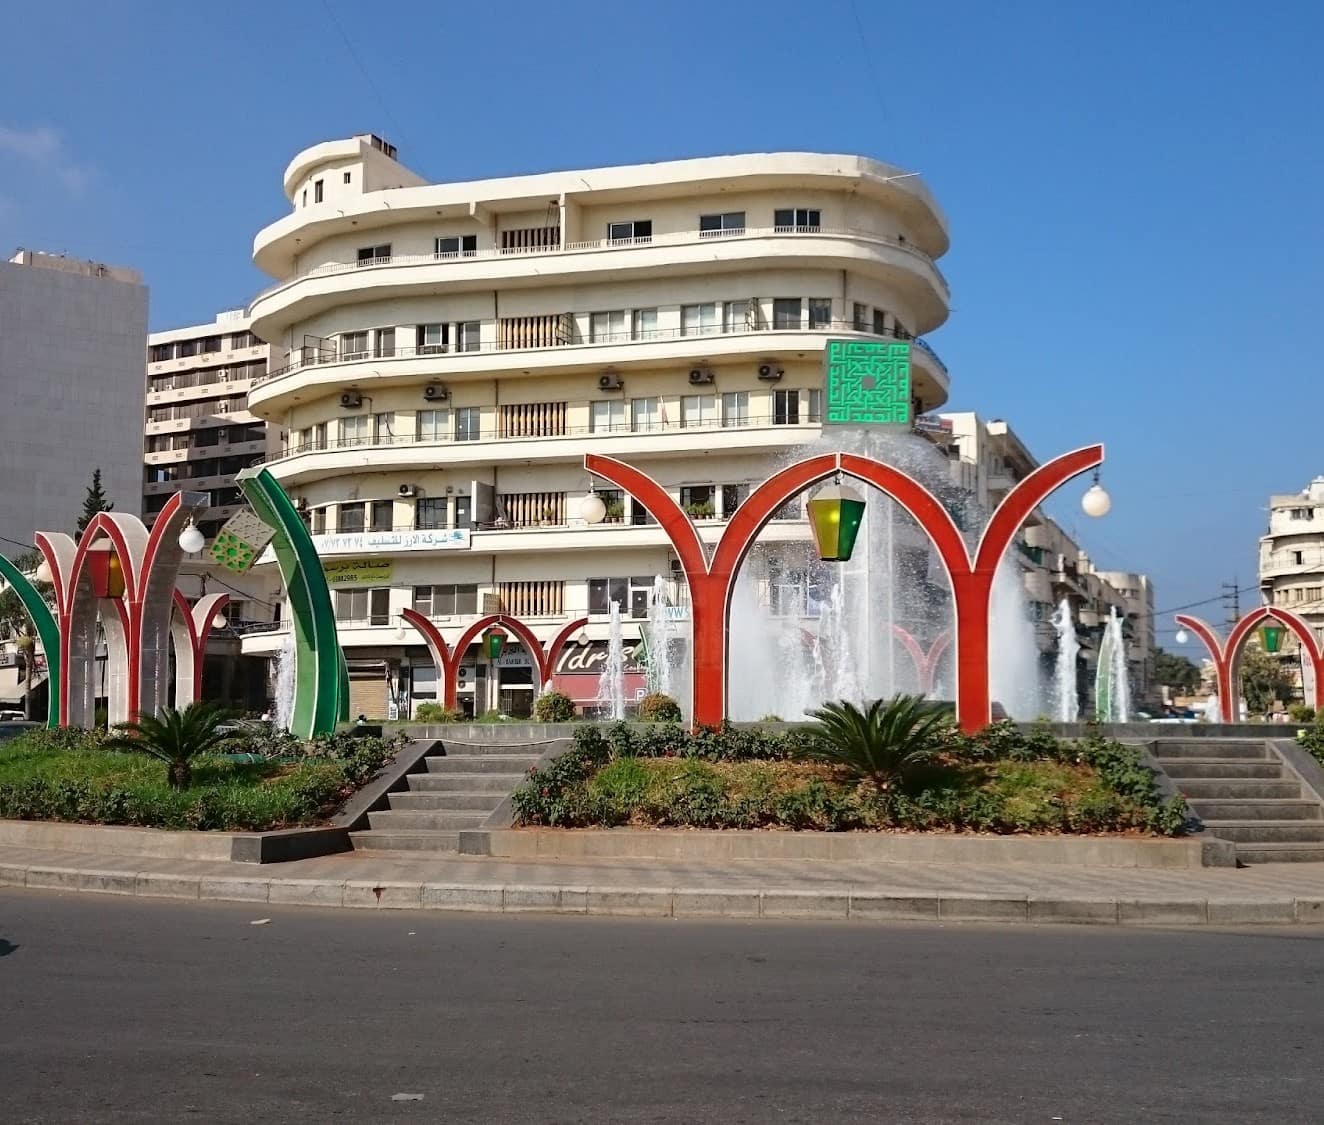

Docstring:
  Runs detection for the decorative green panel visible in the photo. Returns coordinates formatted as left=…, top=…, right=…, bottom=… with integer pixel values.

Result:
left=235, top=468, right=343, bottom=738
left=823, top=339, right=912, bottom=426
left=0, top=556, right=60, bottom=728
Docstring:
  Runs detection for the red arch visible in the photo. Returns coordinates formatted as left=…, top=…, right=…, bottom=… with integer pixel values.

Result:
left=587, top=445, right=1101, bottom=734
left=1175, top=606, right=1324, bottom=721
left=891, top=625, right=952, bottom=696
left=400, top=610, right=589, bottom=710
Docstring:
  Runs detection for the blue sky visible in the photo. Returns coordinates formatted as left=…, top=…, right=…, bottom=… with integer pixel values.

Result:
left=3, top=0, right=1322, bottom=642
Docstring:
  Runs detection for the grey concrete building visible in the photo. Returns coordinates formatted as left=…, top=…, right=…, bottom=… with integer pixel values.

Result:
left=0, top=249, right=147, bottom=554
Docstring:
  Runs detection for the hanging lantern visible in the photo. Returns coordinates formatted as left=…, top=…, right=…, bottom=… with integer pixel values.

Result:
left=106, top=554, right=125, bottom=599
left=1260, top=622, right=1284, bottom=654
left=807, top=482, right=866, bottom=562
left=484, top=627, right=507, bottom=660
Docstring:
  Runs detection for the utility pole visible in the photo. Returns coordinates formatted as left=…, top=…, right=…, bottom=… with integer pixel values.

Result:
left=1222, top=581, right=1241, bottom=628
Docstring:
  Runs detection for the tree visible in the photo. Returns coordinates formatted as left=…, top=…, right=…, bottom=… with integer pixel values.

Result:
left=1239, top=646, right=1296, bottom=715
left=1152, top=647, right=1201, bottom=695
left=0, top=550, right=54, bottom=721
left=104, top=701, right=234, bottom=789
left=75, top=468, right=113, bottom=542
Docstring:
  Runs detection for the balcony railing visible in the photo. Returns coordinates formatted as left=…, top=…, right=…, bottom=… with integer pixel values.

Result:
left=252, top=223, right=949, bottom=307
left=254, top=320, right=945, bottom=387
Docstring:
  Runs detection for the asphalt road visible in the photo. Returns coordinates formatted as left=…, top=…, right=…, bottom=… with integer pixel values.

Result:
left=1, top=891, right=1321, bottom=1124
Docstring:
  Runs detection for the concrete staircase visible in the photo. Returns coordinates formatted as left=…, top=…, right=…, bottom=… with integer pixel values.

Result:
left=1152, top=739, right=1324, bottom=863
left=349, top=742, right=541, bottom=854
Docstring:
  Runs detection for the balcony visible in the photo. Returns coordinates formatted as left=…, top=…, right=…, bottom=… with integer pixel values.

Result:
left=247, top=224, right=949, bottom=342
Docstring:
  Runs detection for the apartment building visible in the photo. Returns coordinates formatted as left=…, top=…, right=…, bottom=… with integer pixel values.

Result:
left=1259, top=477, right=1324, bottom=640
left=0, top=249, right=147, bottom=551
left=239, top=136, right=952, bottom=717
left=144, top=311, right=277, bottom=707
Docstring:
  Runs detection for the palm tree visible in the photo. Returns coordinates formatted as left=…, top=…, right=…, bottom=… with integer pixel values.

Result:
left=799, top=696, right=953, bottom=787
left=105, top=701, right=234, bottom=789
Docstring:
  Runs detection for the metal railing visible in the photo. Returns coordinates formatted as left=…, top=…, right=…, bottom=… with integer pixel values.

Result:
left=252, top=223, right=949, bottom=306
left=254, top=320, right=945, bottom=387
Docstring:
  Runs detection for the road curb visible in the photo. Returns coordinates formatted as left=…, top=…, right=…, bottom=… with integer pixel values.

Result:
left=4, top=860, right=1324, bottom=925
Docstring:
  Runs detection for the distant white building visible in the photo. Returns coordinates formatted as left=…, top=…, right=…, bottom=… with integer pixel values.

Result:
left=0, top=249, right=147, bottom=552
left=1260, top=477, right=1324, bottom=642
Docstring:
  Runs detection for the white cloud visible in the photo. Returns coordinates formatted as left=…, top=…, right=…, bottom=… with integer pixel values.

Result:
left=0, top=125, right=92, bottom=193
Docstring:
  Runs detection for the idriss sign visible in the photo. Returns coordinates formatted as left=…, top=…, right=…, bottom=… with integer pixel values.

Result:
left=322, top=559, right=393, bottom=587
left=553, top=639, right=646, bottom=676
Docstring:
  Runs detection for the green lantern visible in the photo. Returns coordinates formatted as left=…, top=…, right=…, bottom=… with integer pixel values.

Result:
left=807, top=482, right=866, bottom=562
left=1260, top=623, right=1284, bottom=654
left=485, top=627, right=507, bottom=660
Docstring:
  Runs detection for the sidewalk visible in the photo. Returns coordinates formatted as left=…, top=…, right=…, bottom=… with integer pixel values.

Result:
left=5, top=844, right=1324, bottom=926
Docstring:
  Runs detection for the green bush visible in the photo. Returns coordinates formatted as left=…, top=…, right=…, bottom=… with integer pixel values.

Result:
left=413, top=702, right=462, bottom=723
left=797, top=696, right=951, bottom=787
left=534, top=691, right=576, bottom=723
left=637, top=693, right=682, bottom=722
left=1290, top=703, right=1318, bottom=724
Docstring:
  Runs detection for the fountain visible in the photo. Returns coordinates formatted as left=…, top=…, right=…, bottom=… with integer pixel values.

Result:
left=595, top=600, right=626, bottom=719
left=1051, top=598, right=1080, bottom=722
left=271, top=631, right=296, bottom=732
left=1094, top=606, right=1131, bottom=722
left=1203, top=694, right=1221, bottom=724
left=644, top=576, right=679, bottom=700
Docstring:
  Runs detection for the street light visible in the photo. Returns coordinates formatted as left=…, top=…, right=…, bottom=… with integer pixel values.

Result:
left=1175, top=628, right=1189, bottom=645
left=178, top=521, right=206, bottom=554
left=34, top=559, right=52, bottom=583
left=1081, top=470, right=1111, bottom=518
left=580, top=487, right=607, bottom=525
left=211, top=613, right=228, bottom=631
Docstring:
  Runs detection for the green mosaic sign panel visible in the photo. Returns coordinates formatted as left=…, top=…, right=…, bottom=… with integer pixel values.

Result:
left=208, top=509, right=275, bottom=574
left=823, top=339, right=912, bottom=426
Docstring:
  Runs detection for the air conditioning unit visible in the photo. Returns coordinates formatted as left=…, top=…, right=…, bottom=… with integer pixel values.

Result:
left=294, top=497, right=309, bottom=512
left=598, top=373, right=624, bottom=391
left=339, top=390, right=363, bottom=408
left=423, top=383, right=449, bottom=401
left=757, top=363, right=784, bottom=382
left=688, top=367, right=714, bottom=386
left=398, top=484, right=417, bottom=498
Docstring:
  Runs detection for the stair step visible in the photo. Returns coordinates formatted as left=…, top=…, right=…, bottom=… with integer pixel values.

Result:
left=1203, top=821, right=1324, bottom=843
left=1187, top=799, right=1321, bottom=821
left=1175, top=779, right=1302, bottom=800
left=367, top=809, right=491, bottom=831
left=388, top=791, right=507, bottom=811
left=1234, top=841, right=1324, bottom=864
left=433, top=740, right=559, bottom=756
left=1151, top=741, right=1270, bottom=760
left=407, top=772, right=527, bottom=792
left=426, top=755, right=539, bottom=774
left=350, top=830, right=460, bottom=853
left=1155, top=759, right=1285, bottom=780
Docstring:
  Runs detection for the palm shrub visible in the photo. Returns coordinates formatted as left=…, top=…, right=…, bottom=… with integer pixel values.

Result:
left=104, top=701, right=234, bottom=789
left=798, top=695, right=952, bottom=787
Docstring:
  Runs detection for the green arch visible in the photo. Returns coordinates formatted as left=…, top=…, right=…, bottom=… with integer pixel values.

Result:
left=0, top=556, right=60, bottom=728
left=235, top=468, right=344, bottom=738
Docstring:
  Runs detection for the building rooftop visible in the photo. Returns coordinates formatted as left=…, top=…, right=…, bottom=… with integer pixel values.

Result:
left=6, top=247, right=140, bottom=285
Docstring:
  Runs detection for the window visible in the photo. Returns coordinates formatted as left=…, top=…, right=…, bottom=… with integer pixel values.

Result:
left=774, top=208, right=821, bottom=232
left=773, top=494, right=804, bottom=521
left=873, top=309, right=887, bottom=336
left=722, top=483, right=749, bottom=517
left=435, top=235, right=477, bottom=258
left=200, top=335, right=221, bottom=354
left=456, top=321, right=481, bottom=352
left=1291, top=508, right=1313, bottom=520
left=808, top=298, right=832, bottom=329
left=1294, top=551, right=1306, bottom=566
left=893, top=320, right=911, bottom=341
left=454, top=495, right=472, bottom=529
left=339, top=415, right=370, bottom=446
left=314, top=179, right=324, bottom=203
left=722, top=391, right=750, bottom=427
left=769, top=564, right=824, bottom=619
left=149, top=343, right=172, bottom=363
left=373, top=327, right=395, bottom=358
left=607, top=220, right=652, bottom=244
left=591, top=399, right=626, bottom=433
left=417, top=409, right=449, bottom=442
left=414, top=584, right=478, bottom=617
left=723, top=299, right=751, bottom=332
left=454, top=406, right=481, bottom=442
left=590, top=310, right=626, bottom=343
left=631, top=396, right=662, bottom=432
left=773, top=298, right=802, bottom=330
left=807, top=388, right=823, bottom=423
left=415, top=323, right=446, bottom=355
left=302, top=190, right=307, bottom=207
left=853, top=302, right=869, bottom=331
left=370, top=500, right=393, bottom=532
left=336, top=503, right=365, bottom=533
left=340, top=331, right=369, bottom=360
left=343, top=172, right=352, bottom=184
left=336, top=587, right=391, bottom=625
left=681, top=485, right=715, bottom=519
left=631, top=308, right=658, bottom=340
left=414, top=498, right=447, bottom=529
left=699, top=212, right=745, bottom=237
left=681, top=393, right=718, bottom=428
left=681, top=303, right=718, bottom=336
left=311, top=507, right=326, bottom=534
left=589, top=577, right=654, bottom=618
left=356, top=244, right=391, bottom=266
left=373, top=412, right=394, bottom=444
left=774, top=389, right=800, bottom=425
left=313, top=422, right=328, bottom=450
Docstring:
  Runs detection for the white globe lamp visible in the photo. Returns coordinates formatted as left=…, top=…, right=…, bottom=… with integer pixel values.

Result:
left=34, top=559, right=52, bottom=583
left=580, top=490, right=607, bottom=525
left=1081, top=483, right=1111, bottom=518
left=178, top=523, right=206, bottom=554
left=211, top=613, right=228, bottom=630
left=1175, top=629, right=1189, bottom=645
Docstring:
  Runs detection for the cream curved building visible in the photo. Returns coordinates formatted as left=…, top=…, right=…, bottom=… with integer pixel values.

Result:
left=241, top=134, right=951, bottom=717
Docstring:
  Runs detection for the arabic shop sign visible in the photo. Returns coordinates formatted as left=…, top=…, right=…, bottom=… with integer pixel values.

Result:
left=323, top=559, right=393, bottom=587
left=313, top=528, right=472, bottom=556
